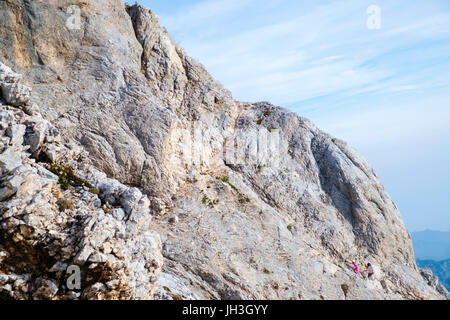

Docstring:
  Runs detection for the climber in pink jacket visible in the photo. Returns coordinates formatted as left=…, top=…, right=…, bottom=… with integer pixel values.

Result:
left=351, top=262, right=361, bottom=276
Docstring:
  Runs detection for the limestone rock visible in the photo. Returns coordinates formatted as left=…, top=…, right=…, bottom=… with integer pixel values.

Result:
left=0, top=109, right=14, bottom=130
left=1, top=83, right=31, bottom=107
left=6, top=124, right=26, bottom=146
left=0, top=0, right=447, bottom=301
left=0, top=274, right=30, bottom=299
left=32, top=278, right=59, bottom=300
left=420, top=268, right=449, bottom=297
left=0, top=62, right=21, bottom=84
left=0, top=102, right=162, bottom=300
left=0, top=147, right=24, bottom=178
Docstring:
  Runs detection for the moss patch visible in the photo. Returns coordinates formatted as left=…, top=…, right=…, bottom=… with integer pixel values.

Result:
left=47, top=163, right=91, bottom=191
left=216, top=176, right=237, bottom=191
left=89, top=187, right=100, bottom=195
left=202, top=194, right=219, bottom=209
left=57, top=198, right=75, bottom=212
left=263, top=109, right=272, bottom=117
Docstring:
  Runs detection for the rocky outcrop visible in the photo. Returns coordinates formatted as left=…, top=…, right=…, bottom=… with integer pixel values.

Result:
left=150, top=101, right=447, bottom=300
left=418, top=260, right=450, bottom=292
left=0, top=1, right=448, bottom=300
left=0, top=63, right=162, bottom=299
left=0, top=0, right=237, bottom=216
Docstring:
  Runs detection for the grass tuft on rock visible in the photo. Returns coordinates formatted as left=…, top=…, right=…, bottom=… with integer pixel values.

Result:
left=216, top=176, right=237, bottom=191
left=202, top=194, right=219, bottom=208
left=89, top=187, right=100, bottom=195
left=47, top=163, right=91, bottom=191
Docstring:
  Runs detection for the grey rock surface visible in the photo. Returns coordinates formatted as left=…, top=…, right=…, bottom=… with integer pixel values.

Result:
left=0, top=72, right=162, bottom=300
left=418, top=259, right=450, bottom=291
left=1, top=83, right=31, bottom=107
left=0, top=1, right=448, bottom=300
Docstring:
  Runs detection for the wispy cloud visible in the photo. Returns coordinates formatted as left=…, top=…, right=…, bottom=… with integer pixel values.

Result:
left=162, top=0, right=258, bottom=35
left=153, top=0, right=450, bottom=108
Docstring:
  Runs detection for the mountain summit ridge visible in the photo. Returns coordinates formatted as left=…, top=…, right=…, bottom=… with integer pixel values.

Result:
left=0, top=0, right=448, bottom=300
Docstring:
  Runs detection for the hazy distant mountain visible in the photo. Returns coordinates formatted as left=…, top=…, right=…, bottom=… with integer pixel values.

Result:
left=417, top=259, right=450, bottom=291
left=411, top=230, right=450, bottom=261
left=413, top=231, right=450, bottom=291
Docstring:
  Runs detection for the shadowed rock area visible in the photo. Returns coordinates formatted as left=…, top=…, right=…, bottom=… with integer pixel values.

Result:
left=0, top=0, right=448, bottom=300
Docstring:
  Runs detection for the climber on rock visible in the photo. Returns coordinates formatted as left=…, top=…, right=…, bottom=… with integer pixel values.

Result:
left=365, top=263, right=374, bottom=279
left=350, top=262, right=361, bottom=276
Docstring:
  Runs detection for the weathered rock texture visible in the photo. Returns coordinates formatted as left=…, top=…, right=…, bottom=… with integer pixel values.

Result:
left=0, top=1, right=448, bottom=300
left=0, top=62, right=162, bottom=300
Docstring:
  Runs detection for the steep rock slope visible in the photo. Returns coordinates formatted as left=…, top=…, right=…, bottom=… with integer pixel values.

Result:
left=0, top=0, right=238, bottom=215
left=0, top=1, right=448, bottom=300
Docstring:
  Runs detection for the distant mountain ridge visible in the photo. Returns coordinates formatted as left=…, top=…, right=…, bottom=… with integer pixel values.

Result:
left=412, top=230, right=450, bottom=291
left=412, top=230, right=450, bottom=261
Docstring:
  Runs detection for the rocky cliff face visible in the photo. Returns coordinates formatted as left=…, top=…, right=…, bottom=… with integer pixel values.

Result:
left=0, top=0, right=448, bottom=300
left=418, top=260, right=450, bottom=291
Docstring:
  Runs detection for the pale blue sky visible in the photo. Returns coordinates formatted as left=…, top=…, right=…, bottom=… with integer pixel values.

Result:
left=129, top=0, right=450, bottom=232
